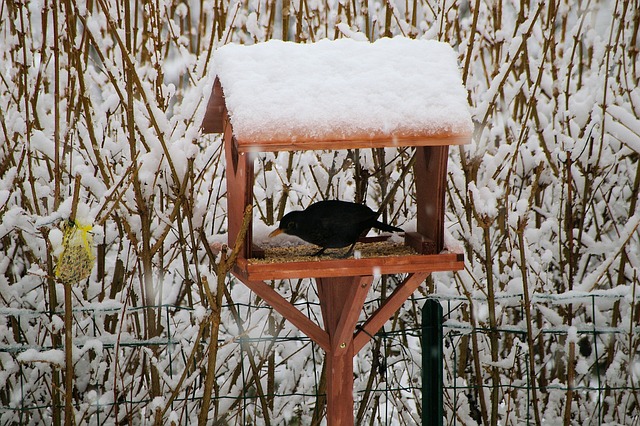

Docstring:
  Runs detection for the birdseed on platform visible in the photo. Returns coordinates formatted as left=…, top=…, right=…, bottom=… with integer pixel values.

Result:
left=248, top=241, right=419, bottom=264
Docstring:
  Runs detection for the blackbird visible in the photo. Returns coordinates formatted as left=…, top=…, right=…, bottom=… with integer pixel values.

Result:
left=268, top=200, right=403, bottom=257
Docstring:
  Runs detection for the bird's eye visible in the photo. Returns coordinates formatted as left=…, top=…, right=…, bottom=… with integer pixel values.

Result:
left=287, top=221, right=296, bottom=231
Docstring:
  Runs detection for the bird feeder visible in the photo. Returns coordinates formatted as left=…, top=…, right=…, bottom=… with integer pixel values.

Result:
left=202, top=37, right=471, bottom=425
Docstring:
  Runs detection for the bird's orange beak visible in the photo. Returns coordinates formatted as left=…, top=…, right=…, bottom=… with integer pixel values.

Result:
left=268, top=228, right=284, bottom=238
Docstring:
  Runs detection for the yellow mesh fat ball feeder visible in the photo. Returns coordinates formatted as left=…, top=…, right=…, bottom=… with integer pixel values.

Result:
left=55, top=220, right=95, bottom=284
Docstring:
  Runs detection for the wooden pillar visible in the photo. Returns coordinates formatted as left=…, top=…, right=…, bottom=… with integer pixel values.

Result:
left=223, top=118, right=254, bottom=258
left=316, top=276, right=372, bottom=426
left=413, top=146, right=450, bottom=253
left=204, top=78, right=258, bottom=258
left=325, top=341, right=354, bottom=426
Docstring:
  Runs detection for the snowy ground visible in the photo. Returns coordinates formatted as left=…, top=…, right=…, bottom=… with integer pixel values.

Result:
left=1, top=0, right=639, bottom=425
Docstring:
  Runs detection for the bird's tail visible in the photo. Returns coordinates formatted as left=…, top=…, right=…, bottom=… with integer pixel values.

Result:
left=373, top=221, right=404, bottom=233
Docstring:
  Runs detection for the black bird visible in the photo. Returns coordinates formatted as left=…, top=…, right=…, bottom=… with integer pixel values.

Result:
left=268, top=200, right=404, bottom=257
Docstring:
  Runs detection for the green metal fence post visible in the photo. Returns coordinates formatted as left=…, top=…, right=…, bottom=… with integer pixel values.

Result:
left=423, top=299, right=443, bottom=426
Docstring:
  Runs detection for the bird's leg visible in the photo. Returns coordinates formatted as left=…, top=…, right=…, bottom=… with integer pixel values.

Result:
left=312, top=247, right=327, bottom=256
left=340, top=242, right=358, bottom=259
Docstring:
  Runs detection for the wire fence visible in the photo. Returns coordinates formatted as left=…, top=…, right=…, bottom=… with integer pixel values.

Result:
left=1, top=288, right=639, bottom=425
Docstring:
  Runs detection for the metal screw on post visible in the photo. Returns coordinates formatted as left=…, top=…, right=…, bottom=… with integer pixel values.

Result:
left=422, top=299, right=443, bottom=426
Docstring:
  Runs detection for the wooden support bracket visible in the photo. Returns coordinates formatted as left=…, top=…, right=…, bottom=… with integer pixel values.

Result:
left=244, top=280, right=330, bottom=351
left=353, top=272, right=430, bottom=353
left=317, top=276, right=373, bottom=352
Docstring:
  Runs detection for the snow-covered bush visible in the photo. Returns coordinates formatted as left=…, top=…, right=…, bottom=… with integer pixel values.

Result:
left=0, top=0, right=637, bottom=425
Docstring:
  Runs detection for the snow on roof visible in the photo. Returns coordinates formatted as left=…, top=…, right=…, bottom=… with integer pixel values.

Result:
left=211, top=37, right=472, bottom=147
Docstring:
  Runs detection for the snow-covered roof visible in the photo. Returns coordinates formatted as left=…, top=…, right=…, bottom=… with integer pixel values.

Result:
left=204, top=37, right=473, bottom=151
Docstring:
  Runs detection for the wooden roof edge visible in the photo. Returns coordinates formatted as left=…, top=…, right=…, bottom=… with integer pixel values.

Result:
left=202, top=77, right=226, bottom=134
left=234, top=132, right=472, bottom=152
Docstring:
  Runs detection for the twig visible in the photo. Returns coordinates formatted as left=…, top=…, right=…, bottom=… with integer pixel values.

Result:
left=517, top=222, right=542, bottom=426
left=64, top=174, right=82, bottom=426
left=199, top=204, right=253, bottom=425
left=563, top=341, right=575, bottom=425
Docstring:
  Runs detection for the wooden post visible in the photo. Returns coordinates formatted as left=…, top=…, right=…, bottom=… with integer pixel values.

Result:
left=413, top=146, right=450, bottom=252
left=223, top=118, right=254, bottom=259
left=316, top=276, right=372, bottom=426
left=325, top=342, right=355, bottom=425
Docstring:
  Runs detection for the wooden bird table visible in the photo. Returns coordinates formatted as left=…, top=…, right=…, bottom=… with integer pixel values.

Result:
left=201, top=38, right=471, bottom=425
left=213, top=124, right=466, bottom=424
left=203, top=84, right=468, bottom=426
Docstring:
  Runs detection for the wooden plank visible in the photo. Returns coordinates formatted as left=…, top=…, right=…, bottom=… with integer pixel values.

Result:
left=234, top=133, right=471, bottom=152
left=415, top=146, right=449, bottom=252
left=201, top=77, right=226, bottom=133
left=243, top=280, right=330, bottom=351
left=243, top=252, right=463, bottom=273
left=238, top=252, right=464, bottom=281
left=353, top=272, right=430, bottom=353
